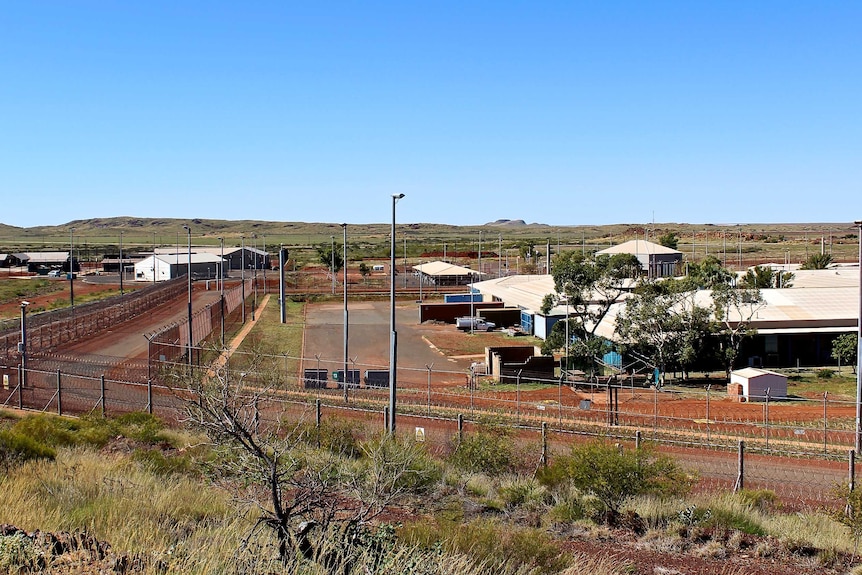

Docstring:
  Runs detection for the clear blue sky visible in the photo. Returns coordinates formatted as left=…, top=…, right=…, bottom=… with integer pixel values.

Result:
left=2, top=2, right=859, bottom=228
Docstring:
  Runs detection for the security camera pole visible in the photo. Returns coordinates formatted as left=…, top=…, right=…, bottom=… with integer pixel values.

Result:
left=389, top=193, right=405, bottom=433
left=855, top=219, right=862, bottom=454
left=19, top=301, right=29, bottom=389
left=183, top=225, right=193, bottom=368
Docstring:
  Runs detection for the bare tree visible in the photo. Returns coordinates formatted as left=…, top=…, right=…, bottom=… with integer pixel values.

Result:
left=180, top=356, right=437, bottom=572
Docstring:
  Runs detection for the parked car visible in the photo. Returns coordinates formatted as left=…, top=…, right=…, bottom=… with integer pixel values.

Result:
left=455, top=317, right=496, bottom=331
left=47, top=269, right=62, bottom=277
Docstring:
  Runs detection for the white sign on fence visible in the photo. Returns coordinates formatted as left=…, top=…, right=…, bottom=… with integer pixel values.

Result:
left=415, top=427, right=425, bottom=443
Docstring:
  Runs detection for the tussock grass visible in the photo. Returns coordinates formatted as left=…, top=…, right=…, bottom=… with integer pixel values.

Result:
left=0, top=449, right=240, bottom=571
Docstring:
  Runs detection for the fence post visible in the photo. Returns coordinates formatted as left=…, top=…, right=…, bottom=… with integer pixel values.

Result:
left=540, top=422, right=548, bottom=468
left=457, top=413, right=464, bottom=442
left=100, top=374, right=106, bottom=417
left=823, top=392, right=828, bottom=455
left=653, top=384, right=658, bottom=437
left=734, top=440, right=745, bottom=492
left=147, top=379, right=153, bottom=415
left=384, top=407, right=389, bottom=432
left=516, top=370, right=522, bottom=425
left=315, top=398, right=321, bottom=449
left=850, top=450, right=856, bottom=492
left=56, top=369, right=62, bottom=416
left=764, top=388, right=770, bottom=450
left=17, top=364, right=23, bottom=409
left=635, top=429, right=642, bottom=451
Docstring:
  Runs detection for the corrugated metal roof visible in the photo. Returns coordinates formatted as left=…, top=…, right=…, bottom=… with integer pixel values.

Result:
left=140, top=253, right=225, bottom=265
left=596, top=239, right=681, bottom=256
left=732, top=367, right=785, bottom=379
left=24, top=252, right=70, bottom=262
left=414, top=261, right=479, bottom=277
left=154, top=246, right=267, bottom=256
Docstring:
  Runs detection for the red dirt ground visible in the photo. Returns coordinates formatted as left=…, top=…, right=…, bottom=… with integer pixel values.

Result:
left=0, top=276, right=139, bottom=319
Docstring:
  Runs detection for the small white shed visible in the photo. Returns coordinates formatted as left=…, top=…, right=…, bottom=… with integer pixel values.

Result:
left=728, top=368, right=787, bottom=402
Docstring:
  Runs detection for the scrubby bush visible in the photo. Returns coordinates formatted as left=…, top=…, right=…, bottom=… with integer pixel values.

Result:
left=449, top=428, right=515, bottom=474
left=0, top=430, right=55, bottom=468
left=736, top=488, right=780, bottom=512
left=359, top=435, right=443, bottom=495
left=817, top=368, right=834, bottom=379
left=401, top=518, right=570, bottom=575
left=537, top=439, right=691, bottom=524
left=498, top=477, right=548, bottom=510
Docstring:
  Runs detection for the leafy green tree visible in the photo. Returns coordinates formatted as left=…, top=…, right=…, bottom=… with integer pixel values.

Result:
left=740, top=265, right=794, bottom=289
left=712, top=282, right=763, bottom=377
left=358, top=262, right=371, bottom=282
left=548, top=252, right=641, bottom=370
left=317, top=243, right=344, bottom=274
left=539, top=293, right=556, bottom=316
left=832, top=333, right=858, bottom=374
left=658, top=232, right=679, bottom=250
left=800, top=253, right=833, bottom=270
left=614, top=281, right=712, bottom=380
left=685, top=255, right=734, bottom=289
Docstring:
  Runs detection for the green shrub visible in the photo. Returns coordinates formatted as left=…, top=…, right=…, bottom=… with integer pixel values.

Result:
left=360, top=435, right=442, bottom=495
left=816, top=368, right=834, bottom=379
left=10, top=414, right=79, bottom=448
left=131, top=448, right=195, bottom=476
left=498, top=477, right=547, bottom=509
left=296, top=419, right=361, bottom=458
left=113, top=412, right=167, bottom=444
left=401, top=518, right=570, bottom=575
left=736, top=489, right=780, bottom=512
left=449, top=428, right=514, bottom=475
left=704, top=507, right=766, bottom=536
left=0, top=429, right=56, bottom=467
left=537, top=439, right=691, bottom=522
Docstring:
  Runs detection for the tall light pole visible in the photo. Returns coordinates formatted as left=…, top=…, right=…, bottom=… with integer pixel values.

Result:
left=69, top=227, right=75, bottom=310
left=183, top=225, right=193, bottom=368
left=498, top=233, right=502, bottom=278
left=342, top=223, right=349, bottom=404
left=219, top=237, right=225, bottom=345
left=855, top=219, right=862, bottom=454
left=119, top=230, right=124, bottom=296
left=19, top=301, right=29, bottom=389
left=152, top=231, right=157, bottom=285
left=262, top=234, right=267, bottom=295
left=240, top=235, right=246, bottom=324
left=252, top=234, right=258, bottom=322
left=389, top=193, right=405, bottom=434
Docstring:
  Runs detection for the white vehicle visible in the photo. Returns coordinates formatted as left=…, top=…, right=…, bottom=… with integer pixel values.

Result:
left=455, top=317, right=496, bottom=331
left=47, top=269, right=62, bottom=277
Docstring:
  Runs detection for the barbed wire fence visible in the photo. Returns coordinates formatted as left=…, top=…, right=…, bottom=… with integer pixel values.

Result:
left=1, top=339, right=858, bottom=508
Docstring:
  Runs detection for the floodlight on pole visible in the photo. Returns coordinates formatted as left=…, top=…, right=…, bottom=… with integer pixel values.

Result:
left=389, top=193, right=405, bottom=434
left=183, top=225, right=193, bottom=368
left=855, top=220, right=862, bottom=454
left=69, top=228, right=75, bottom=310
left=219, top=237, right=225, bottom=345
left=240, top=235, right=246, bottom=324
left=252, top=233, right=258, bottom=322
left=342, top=223, right=349, bottom=404
left=19, top=301, right=29, bottom=389
left=119, top=230, right=124, bottom=295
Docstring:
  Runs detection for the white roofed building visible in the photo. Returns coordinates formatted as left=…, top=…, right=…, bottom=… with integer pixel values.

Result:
left=135, top=253, right=226, bottom=282
left=596, top=239, right=682, bottom=278
left=413, top=261, right=481, bottom=287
